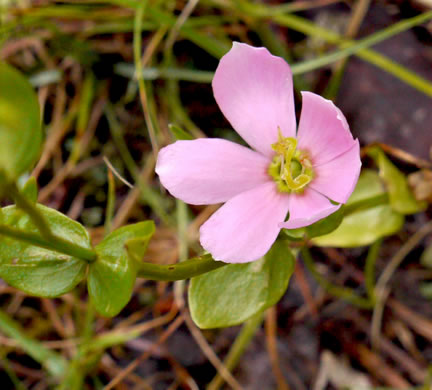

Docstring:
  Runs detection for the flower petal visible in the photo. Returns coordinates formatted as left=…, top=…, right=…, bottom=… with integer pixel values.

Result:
left=297, top=91, right=357, bottom=165
left=310, top=140, right=361, bottom=203
left=156, top=138, right=270, bottom=205
left=212, top=42, right=296, bottom=157
left=200, top=182, right=290, bottom=263
left=280, top=188, right=340, bottom=229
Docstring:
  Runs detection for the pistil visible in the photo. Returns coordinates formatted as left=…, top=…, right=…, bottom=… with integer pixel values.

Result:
left=268, top=130, right=314, bottom=193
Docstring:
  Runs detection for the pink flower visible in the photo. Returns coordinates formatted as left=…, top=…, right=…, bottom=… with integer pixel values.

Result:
left=156, top=43, right=361, bottom=263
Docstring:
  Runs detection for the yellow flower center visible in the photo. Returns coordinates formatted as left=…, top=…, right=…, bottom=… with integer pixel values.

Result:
left=268, top=130, right=314, bottom=193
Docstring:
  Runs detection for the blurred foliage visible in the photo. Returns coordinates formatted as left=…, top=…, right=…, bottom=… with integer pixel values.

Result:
left=0, top=63, right=42, bottom=180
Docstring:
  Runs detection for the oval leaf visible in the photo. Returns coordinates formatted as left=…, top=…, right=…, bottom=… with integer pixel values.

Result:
left=312, top=170, right=404, bottom=247
left=89, top=221, right=155, bottom=317
left=0, top=205, right=90, bottom=297
left=306, top=206, right=344, bottom=238
left=0, top=63, right=42, bottom=179
left=188, top=241, right=295, bottom=329
left=368, top=146, right=426, bottom=214
left=284, top=206, right=344, bottom=240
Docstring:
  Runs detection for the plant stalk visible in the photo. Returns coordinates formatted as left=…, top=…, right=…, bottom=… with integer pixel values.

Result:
left=0, top=224, right=97, bottom=262
left=207, top=312, right=264, bottom=390
left=137, top=253, right=226, bottom=281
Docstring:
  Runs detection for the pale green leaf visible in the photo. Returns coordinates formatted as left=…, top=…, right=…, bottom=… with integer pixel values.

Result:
left=89, top=221, right=155, bottom=317
left=188, top=241, right=295, bottom=329
left=284, top=206, right=344, bottom=240
left=368, top=146, right=426, bottom=214
left=312, top=170, right=404, bottom=247
left=306, top=206, right=344, bottom=238
left=0, top=205, right=90, bottom=297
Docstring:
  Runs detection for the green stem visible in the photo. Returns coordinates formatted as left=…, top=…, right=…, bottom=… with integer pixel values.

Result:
left=6, top=180, right=53, bottom=239
left=137, top=253, right=226, bottom=281
left=115, top=63, right=214, bottom=82
left=290, top=11, right=432, bottom=78
left=147, top=7, right=230, bottom=59
left=365, top=239, right=382, bottom=303
left=0, top=309, right=67, bottom=378
left=273, top=13, right=432, bottom=97
left=301, top=247, right=372, bottom=309
left=0, top=224, right=96, bottom=262
left=104, top=168, right=116, bottom=235
left=116, top=9, right=432, bottom=96
left=173, top=199, right=190, bottom=307
left=134, top=0, right=159, bottom=157
left=0, top=353, right=27, bottom=390
left=58, top=304, right=97, bottom=390
left=343, top=193, right=389, bottom=216
left=207, top=312, right=264, bottom=390
left=0, top=176, right=96, bottom=262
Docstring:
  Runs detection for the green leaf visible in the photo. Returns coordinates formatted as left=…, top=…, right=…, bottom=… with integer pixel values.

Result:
left=125, top=237, right=151, bottom=261
left=284, top=206, right=344, bottom=240
left=21, top=176, right=38, bottom=203
left=0, top=260, right=86, bottom=298
left=168, top=123, right=194, bottom=140
left=368, top=146, right=426, bottom=214
left=312, top=170, right=404, bottom=247
left=188, top=241, right=295, bottom=329
left=282, top=227, right=305, bottom=241
left=0, top=205, right=90, bottom=297
left=88, top=221, right=155, bottom=317
left=0, top=63, right=42, bottom=179
left=306, top=206, right=345, bottom=238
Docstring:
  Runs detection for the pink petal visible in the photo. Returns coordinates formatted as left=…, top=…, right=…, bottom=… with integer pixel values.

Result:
left=200, top=182, right=290, bottom=263
left=156, top=138, right=270, bottom=205
left=212, top=42, right=296, bottom=157
left=297, top=92, right=357, bottom=165
left=310, top=140, right=361, bottom=203
left=280, top=188, right=340, bottom=229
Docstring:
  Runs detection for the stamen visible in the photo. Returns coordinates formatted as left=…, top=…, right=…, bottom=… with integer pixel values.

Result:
left=268, top=129, right=314, bottom=193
